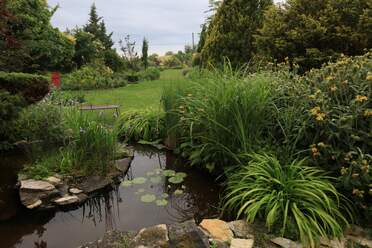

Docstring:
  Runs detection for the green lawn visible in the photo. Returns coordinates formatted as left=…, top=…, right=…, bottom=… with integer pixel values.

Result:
left=81, top=69, right=186, bottom=112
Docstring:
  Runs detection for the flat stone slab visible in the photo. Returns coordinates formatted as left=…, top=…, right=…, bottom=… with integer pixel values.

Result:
left=79, top=176, right=113, bottom=194
left=26, top=200, right=42, bottom=209
left=168, top=220, right=209, bottom=248
left=46, top=176, right=62, bottom=185
left=199, top=219, right=234, bottom=242
left=114, top=158, right=132, bottom=173
left=69, top=188, right=83, bottom=194
left=54, top=195, right=79, bottom=206
left=21, top=180, right=55, bottom=191
left=231, top=238, right=254, bottom=248
left=271, top=237, right=303, bottom=248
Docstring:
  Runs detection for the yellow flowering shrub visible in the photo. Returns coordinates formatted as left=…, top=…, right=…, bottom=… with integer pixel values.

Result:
left=300, top=52, right=372, bottom=220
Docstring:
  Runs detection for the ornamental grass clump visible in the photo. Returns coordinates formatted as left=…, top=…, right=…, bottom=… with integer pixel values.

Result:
left=222, top=153, right=352, bottom=247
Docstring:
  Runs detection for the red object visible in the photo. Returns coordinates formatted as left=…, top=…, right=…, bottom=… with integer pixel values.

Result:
left=51, top=72, right=61, bottom=88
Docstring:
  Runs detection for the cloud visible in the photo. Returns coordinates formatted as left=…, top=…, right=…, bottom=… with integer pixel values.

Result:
left=48, top=0, right=210, bottom=55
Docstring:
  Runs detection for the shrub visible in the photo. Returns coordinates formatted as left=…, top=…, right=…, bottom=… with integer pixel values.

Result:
left=42, top=88, right=85, bottom=106
left=222, top=153, right=351, bottom=247
left=0, top=72, right=50, bottom=103
left=139, top=67, right=161, bottom=81
left=12, top=102, right=67, bottom=146
left=116, top=109, right=165, bottom=143
left=62, top=63, right=127, bottom=90
left=0, top=90, right=25, bottom=150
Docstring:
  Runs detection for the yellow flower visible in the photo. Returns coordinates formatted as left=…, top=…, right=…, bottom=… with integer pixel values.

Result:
left=364, top=109, right=372, bottom=117
left=309, top=95, right=316, bottom=100
left=326, top=76, right=335, bottom=81
left=310, top=107, right=326, bottom=122
left=352, top=189, right=364, bottom=198
left=366, top=72, right=372, bottom=81
left=310, top=107, right=321, bottom=115
left=355, top=95, right=368, bottom=103
left=330, top=85, right=337, bottom=92
left=316, top=113, right=326, bottom=121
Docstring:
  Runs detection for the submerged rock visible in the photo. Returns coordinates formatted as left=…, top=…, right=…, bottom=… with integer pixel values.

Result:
left=114, top=158, right=132, bottom=173
left=20, top=180, right=55, bottom=191
left=168, top=220, right=209, bottom=248
left=132, top=224, right=169, bottom=247
left=199, top=219, right=234, bottom=243
left=79, top=176, right=114, bottom=194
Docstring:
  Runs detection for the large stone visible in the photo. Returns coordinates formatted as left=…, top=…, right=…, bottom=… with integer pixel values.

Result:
left=228, top=220, right=254, bottom=239
left=320, top=238, right=346, bottom=248
left=168, top=220, right=209, bottom=248
left=20, top=180, right=55, bottom=191
left=199, top=219, right=234, bottom=243
left=26, top=200, right=42, bottom=209
left=78, top=176, right=113, bottom=194
left=230, top=239, right=254, bottom=248
left=54, top=195, right=79, bottom=206
left=69, top=188, right=83, bottom=194
left=271, top=237, right=302, bottom=248
left=346, top=235, right=372, bottom=248
left=132, top=224, right=169, bottom=247
left=114, top=158, right=132, bottom=173
left=46, top=176, right=62, bottom=185
left=20, top=188, right=60, bottom=207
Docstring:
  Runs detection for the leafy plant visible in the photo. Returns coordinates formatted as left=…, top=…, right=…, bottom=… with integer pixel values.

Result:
left=222, top=152, right=352, bottom=247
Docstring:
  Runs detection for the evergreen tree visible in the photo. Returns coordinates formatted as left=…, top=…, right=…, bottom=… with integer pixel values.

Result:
left=142, top=38, right=149, bottom=69
left=197, top=24, right=207, bottom=53
left=256, top=0, right=372, bottom=71
left=99, top=20, right=114, bottom=49
left=201, top=0, right=272, bottom=68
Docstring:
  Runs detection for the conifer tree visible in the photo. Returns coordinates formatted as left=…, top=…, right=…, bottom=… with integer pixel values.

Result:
left=142, top=38, right=149, bottom=69
left=201, top=0, right=272, bottom=68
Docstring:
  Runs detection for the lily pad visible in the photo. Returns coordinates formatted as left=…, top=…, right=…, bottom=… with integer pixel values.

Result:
left=140, top=194, right=156, bottom=203
left=163, top=170, right=176, bottom=177
left=168, top=176, right=184, bottom=184
left=161, top=193, right=169, bottom=198
left=154, top=169, right=162, bottom=174
left=150, top=176, right=162, bottom=184
left=133, top=177, right=147, bottom=185
left=156, top=199, right=168, bottom=206
left=174, top=189, right=184, bottom=195
left=146, top=171, right=155, bottom=177
left=175, top=172, right=187, bottom=178
left=121, top=180, right=132, bottom=187
left=135, top=188, right=145, bottom=194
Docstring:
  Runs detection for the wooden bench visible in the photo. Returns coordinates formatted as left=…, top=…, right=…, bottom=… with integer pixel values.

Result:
left=79, top=104, right=120, bottom=117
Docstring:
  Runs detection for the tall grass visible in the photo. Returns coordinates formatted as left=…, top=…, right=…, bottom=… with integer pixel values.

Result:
left=162, top=67, right=276, bottom=171
left=222, top=152, right=352, bottom=247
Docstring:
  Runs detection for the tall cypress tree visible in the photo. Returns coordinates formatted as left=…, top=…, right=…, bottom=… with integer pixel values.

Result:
left=142, top=38, right=149, bottom=69
left=201, top=0, right=272, bottom=68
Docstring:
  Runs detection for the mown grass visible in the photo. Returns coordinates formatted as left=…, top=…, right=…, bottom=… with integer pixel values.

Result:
left=81, top=69, right=187, bottom=111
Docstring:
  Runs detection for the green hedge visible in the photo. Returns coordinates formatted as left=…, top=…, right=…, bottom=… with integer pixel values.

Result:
left=0, top=72, right=50, bottom=103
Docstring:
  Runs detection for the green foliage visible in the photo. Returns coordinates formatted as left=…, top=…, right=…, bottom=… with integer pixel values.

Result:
left=11, top=102, right=67, bottom=146
left=62, top=62, right=127, bottom=90
left=0, top=71, right=49, bottom=103
left=0, top=90, right=24, bottom=150
left=201, top=0, right=272, bottom=68
left=1, top=0, right=75, bottom=72
left=256, top=0, right=372, bottom=72
left=140, top=67, right=161, bottom=81
left=72, top=29, right=103, bottom=68
left=116, top=109, right=165, bottom=143
left=222, top=153, right=351, bottom=247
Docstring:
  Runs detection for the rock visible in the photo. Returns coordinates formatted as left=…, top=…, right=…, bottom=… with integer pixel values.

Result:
left=132, top=224, right=169, bottom=247
left=271, top=237, right=302, bottom=248
left=168, top=220, right=209, bottom=248
left=346, top=235, right=372, bottom=248
left=20, top=180, right=55, bottom=191
left=77, top=193, right=88, bottom=203
left=228, top=220, right=254, bottom=239
left=20, top=188, right=60, bottom=207
left=78, top=176, right=113, bottom=194
left=199, top=219, right=234, bottom=243
left=54, top=195, right=79, bottom=206
left=320, top=237, right=346, bottom=248
left=46, top=176, right=61, bottom=185
left=69, top=188, right=83, bottom=194
left=26, top=200, right=42, bottom=209
left=114, top=158, right=132, bottom=173
left=230, top=238, right=254, bottom=248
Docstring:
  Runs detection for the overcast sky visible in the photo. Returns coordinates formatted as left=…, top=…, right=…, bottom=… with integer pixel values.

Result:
left=48, top=0, right=211, bottom=55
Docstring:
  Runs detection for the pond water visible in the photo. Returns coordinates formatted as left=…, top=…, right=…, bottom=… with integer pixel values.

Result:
left=0, top=147, right=220, bottom=248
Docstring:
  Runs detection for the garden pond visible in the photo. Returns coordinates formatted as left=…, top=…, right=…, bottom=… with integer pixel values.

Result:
left=0, top=146, right=220, bottom=248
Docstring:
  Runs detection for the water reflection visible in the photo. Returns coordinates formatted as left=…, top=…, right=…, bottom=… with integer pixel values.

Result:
left=0, top=146, right=220, bottom=248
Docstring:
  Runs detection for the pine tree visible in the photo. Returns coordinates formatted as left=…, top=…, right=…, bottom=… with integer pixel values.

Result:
left=142, top=38, right=149, bottom=69
left=201, top=0, right=272, bottom=68
left=197, top=24, right=207, bottom=53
